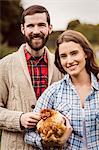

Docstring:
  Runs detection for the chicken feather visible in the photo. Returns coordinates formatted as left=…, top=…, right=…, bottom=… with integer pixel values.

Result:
left=37, top=108, right=67, bottom=143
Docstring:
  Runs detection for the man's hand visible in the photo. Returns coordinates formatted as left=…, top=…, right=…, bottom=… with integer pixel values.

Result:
left=20, top=112, right=41, bottom=128
left=57, top=117, right=73, bottom=145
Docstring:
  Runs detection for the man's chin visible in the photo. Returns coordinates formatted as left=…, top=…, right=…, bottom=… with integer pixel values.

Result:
left=32, top=48, right=41, bottom=51
left=30, top=45, right=44, bottom=51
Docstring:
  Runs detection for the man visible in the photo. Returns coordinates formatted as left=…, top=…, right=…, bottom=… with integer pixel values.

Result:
left=0, top=5, right=63, bottom=150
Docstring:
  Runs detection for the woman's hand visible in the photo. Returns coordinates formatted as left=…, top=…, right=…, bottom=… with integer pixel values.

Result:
left=57, top=117, right=73, bottom=145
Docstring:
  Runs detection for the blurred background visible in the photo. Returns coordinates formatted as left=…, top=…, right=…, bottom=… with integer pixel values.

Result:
left=0, top=0, right=99, bottom=146
left=0, top=0, right=99, bottom=63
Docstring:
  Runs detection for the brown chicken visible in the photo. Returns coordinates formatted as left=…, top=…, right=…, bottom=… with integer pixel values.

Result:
left=37, top=108, right=67, bottom=146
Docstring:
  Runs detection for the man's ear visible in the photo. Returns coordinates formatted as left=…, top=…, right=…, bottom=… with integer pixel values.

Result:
left=21, top=24, right=25, bottom=35
left=48, top=24, right=53, bottom=34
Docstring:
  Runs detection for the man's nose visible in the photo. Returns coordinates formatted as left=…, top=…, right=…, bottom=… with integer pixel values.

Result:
left=33, top=26, right=40, bottom=34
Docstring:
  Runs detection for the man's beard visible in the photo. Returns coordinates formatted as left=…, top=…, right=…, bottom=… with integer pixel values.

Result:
left=25, top=33, right=49, bottom=51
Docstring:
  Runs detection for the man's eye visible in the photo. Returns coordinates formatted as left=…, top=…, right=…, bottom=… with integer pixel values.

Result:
left=27, top=24, right=34, bottom=28
left=39, top=23, right=46, bottom=27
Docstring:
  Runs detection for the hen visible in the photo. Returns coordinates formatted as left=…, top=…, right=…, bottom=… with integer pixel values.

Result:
left=37, top=108, right=67, bottom=147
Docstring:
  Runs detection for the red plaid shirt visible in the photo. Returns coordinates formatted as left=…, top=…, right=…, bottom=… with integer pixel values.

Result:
left=24, top=47, right=48, bottom=99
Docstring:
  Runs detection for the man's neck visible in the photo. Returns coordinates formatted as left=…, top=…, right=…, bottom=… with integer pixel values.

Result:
left=26, top=43, right=45, bottom=57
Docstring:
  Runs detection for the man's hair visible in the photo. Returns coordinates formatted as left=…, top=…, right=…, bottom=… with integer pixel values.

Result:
left=21, top=5, right=50, bottom=25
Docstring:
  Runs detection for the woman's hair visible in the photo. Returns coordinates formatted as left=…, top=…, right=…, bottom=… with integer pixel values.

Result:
left=21, top=5, right=50, bottom=25
left=55, top=30, right=99, bottom=79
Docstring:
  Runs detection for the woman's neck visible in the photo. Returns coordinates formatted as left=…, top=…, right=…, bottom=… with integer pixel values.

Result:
left=71, top=71, right=91, bottom=86
left=71, top=71, right=91, bottom=108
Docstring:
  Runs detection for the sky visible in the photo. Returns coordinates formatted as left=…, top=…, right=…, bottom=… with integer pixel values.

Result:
left=21, top=0, right=99, bottom=31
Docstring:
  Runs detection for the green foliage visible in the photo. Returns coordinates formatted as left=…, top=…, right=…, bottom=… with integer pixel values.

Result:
left=67, top=19, right=80, bottom=29
left=0, top=0, right=23, bottom=46
left=0, top=0, right=99, bottom=48
left=46, top=23, right=99, bottom=55
left=67, top=20, right=99, bottom=44
left=74, top=24, right=99, bottom=44
left=0, top=44, right=17, bottom=59
left=46, top=31, right=63, bottom=52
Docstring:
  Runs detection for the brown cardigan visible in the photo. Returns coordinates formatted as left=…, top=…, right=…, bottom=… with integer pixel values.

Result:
left=0, top=44, right=63, bottom=150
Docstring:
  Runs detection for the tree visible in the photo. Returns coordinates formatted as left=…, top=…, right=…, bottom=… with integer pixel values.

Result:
left=67, top=19, right=80, bottom=30
left=0, top=0, right=24, bottom=46
left=67, top=20, right=99, bottom=44
left=74, top=24, right=99, bottom=44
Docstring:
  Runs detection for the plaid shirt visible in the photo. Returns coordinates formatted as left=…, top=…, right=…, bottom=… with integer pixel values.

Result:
left=25, top=73, right=99, bottom=150
left=24, top=47, right=48, bottom=99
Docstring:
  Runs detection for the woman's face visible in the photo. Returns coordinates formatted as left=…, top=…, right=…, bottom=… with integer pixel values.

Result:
left=59, top=41, right=87, bottom=77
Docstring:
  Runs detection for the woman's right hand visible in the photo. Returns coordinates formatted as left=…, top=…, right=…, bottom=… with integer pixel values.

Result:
left=57, top=117, right=73, bottom=145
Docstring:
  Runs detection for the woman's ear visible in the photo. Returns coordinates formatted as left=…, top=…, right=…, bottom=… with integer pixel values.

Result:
left=21, top=24, right=25, bottom=35
left=85, top=53, right=87, bottom=59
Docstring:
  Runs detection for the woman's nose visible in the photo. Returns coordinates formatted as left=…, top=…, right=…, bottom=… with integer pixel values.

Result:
left=67, top=56, right=73, bottom=63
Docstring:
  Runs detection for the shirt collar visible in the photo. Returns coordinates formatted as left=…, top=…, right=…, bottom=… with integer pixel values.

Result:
left=63, top=73, right=99, bottom=90
left=41, top=50, right=48, bottom=64
left=24, top=45, right=48, bottom=64
left=91, top=73, right=99, bottom=90
left=24, top=46, right=31, bottom=61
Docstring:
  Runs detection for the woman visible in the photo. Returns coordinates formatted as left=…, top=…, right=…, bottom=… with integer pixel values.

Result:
left=25, top=30, right=99, bottom=150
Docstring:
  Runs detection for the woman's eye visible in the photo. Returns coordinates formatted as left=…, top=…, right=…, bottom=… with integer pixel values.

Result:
left=71, top=51, right=78, bottom=55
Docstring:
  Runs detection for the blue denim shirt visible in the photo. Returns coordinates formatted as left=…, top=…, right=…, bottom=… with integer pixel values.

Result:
left=25, top=73, right=99, bottom=150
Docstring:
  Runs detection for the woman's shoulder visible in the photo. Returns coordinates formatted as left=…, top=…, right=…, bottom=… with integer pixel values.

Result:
left=43, top=77, right=67, bottom=96
left=91, top=73, right=99, bottom=90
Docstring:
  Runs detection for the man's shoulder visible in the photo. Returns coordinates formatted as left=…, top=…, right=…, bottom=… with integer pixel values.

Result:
left=0, top=44, right=25, bottom=64
left=0, top=51, right=18, bottom=64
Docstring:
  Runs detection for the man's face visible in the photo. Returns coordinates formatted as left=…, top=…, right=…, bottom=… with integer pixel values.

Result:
left=21, top=13, right=52, bottom=51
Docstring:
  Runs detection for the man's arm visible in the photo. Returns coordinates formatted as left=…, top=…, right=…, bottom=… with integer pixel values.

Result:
left=0, top=58, right=25, bottom=132
left=0, top=58, right=41, bottom=132
left=0, top=107, right=23, bottom=131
